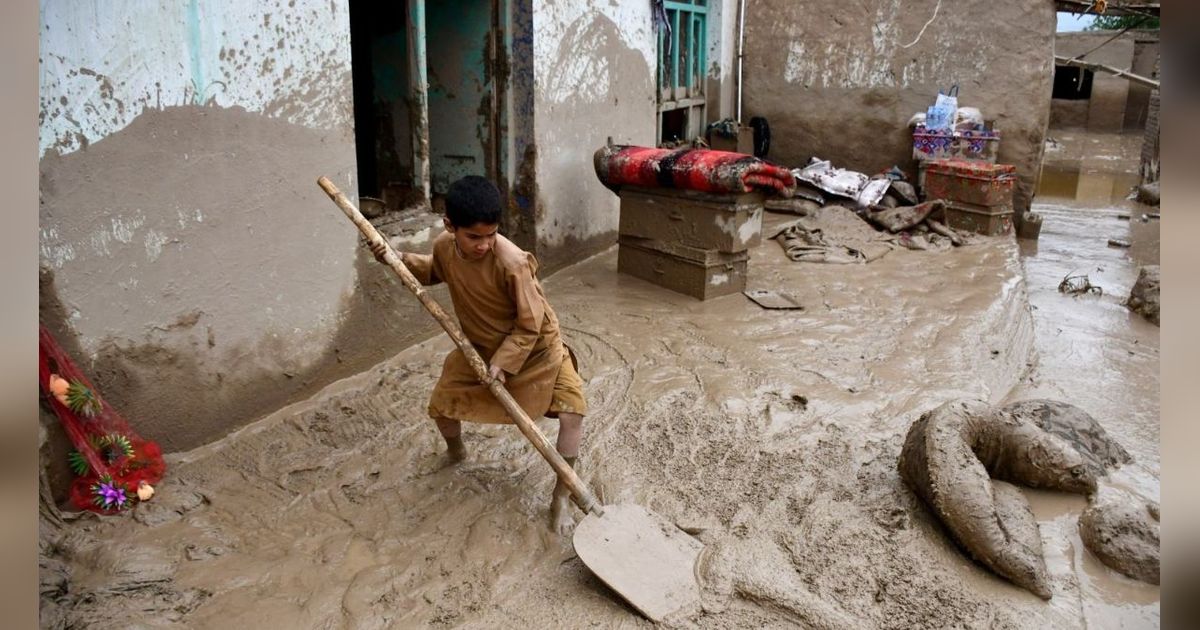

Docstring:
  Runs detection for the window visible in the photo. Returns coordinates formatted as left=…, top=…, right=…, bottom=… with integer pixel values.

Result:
left=1052, top=65, right=1094, bottom=100
left=657, top=0, right=707, bottom=145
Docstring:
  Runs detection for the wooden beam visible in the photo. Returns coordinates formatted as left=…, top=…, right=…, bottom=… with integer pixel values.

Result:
left=1054, top=54, right=1160, bottom=89
left=1054, top=1, right=1160, bottom=17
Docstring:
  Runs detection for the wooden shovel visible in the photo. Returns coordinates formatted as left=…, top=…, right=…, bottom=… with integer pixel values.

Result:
left=317, top=177, right=702, bottom=622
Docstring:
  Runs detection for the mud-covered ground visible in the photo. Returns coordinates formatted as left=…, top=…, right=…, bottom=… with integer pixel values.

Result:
left=41, top=131, right=1159, bottom=629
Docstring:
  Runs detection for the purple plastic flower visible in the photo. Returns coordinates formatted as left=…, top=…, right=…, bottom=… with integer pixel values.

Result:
left=92, top=476, right=129, bottom=510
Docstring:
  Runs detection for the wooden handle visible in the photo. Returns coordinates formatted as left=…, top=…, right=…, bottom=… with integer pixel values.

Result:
left=316, top=177, right=604, bottom=516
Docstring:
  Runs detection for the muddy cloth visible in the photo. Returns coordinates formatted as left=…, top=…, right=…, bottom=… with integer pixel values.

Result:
left=403, top=231, right=588, bottom=423
left=866, top=200, right=944, bottom=233
left=593, top=144, right=796, bottom=195
left=770, top=206, right=895, bottom=264
left=792, top=158, right=890, bottom=207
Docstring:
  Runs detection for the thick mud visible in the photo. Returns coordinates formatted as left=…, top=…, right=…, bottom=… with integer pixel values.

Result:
left=41, top=131, right=1158, bottom=628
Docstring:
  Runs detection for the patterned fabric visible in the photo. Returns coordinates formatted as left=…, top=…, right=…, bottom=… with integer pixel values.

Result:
left=594, top=144, right=795, bottom=195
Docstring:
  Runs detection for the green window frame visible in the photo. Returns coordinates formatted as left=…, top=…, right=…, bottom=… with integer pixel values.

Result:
left=657, top=0, right=707, bottom=142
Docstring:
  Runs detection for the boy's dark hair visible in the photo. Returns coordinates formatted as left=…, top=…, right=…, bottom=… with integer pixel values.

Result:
left=445, top=175, right=503, bottom=227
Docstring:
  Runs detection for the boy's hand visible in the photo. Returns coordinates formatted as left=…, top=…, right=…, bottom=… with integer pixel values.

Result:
left=488, top=364, right=507, bottom=385
left=368, top=240, right=390, bottom=264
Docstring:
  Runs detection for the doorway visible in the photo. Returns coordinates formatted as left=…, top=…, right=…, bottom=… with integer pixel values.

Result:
left=349, top=0, right=503, bottom=211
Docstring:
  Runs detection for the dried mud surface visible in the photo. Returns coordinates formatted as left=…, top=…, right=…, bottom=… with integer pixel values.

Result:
left=42, top=131, right=1158, bottom=628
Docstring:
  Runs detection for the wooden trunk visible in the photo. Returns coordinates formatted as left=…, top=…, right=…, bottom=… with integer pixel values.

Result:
left=617, top=236, right=748, bottom=300
left=944, top=201, right=1014, bottom=236
left=618, top=186, right=763, bottom=253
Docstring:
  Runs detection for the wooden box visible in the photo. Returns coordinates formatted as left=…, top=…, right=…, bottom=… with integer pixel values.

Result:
left=617, top=236, right=748, bottom=300
left=707, top=126, right=754, bottom=154
left=944, top=200, right=1014, bottom=236
left=923, top=159, right=1016, bottom=207
left=618, top=186, right=763, bottom=253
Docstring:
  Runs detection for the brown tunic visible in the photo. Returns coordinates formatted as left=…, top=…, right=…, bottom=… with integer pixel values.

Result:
left=402, top=231, right=587, bottom=423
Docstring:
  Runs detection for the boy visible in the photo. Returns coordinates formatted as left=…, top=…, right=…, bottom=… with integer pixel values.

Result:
left=370, top=175, right=588, bottom=534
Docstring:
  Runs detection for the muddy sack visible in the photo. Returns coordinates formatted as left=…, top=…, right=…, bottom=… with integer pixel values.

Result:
left=1079, top=487, right=1160, bottom=585
left=1002, top=399, right=1133, bottom=478
left=898, top=399, right=1098, bottom=598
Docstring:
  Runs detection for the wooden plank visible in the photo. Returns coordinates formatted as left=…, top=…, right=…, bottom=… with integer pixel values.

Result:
left=1054, top=55, right=1159, bottom=89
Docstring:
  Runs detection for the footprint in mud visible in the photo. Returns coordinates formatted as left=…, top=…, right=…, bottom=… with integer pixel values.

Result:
left=560, top=326, right=634, bottom=421
left=456, top=460, right=519, bottom=478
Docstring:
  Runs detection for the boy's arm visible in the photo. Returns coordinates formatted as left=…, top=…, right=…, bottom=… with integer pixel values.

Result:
left=490, top=262, right=545, bottom=375
left=369, top=239, right=441, bottom=285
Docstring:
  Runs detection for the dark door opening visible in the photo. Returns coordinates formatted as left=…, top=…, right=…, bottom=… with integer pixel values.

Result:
left=1052, top=65, right=1094, bottom=100
left=348, top=1, right=501, bottom=214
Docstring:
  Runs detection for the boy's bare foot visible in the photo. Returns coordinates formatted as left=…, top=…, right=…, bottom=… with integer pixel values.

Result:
left=550, top=492, right=575, bottom=535
left=549, top=455, right=577, bottom=535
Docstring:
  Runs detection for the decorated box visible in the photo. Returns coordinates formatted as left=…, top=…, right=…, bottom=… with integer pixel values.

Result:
left=912, top=125, right=1000, bottom=163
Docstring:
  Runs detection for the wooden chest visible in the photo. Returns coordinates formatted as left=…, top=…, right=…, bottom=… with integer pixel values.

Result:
left=618, top=186, right=763, bottom=253
left=617, top=236, right=748, bottom=300
left=944, top=200, right=1014, bottom=236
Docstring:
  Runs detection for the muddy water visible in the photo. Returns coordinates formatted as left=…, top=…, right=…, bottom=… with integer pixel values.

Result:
left=43, top=134, right=1158, bottom=628
left=1012, top=129, right=1160, bottom=628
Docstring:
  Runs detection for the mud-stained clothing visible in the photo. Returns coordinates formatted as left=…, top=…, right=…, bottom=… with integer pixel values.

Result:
left=402, top=231, right=588, bottom=423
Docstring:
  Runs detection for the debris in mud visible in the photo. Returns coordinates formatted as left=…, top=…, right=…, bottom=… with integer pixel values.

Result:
left=1017, top=212, right=1042, bottom=240
left=792, top=157, right=890, bottom=207
left=1079, top=487, right=1160, bottom=584
left=770, top=206, right=895, bottom=264
left=898, top=399, right=1105, bottom=599
left=1125, top=265, right=1160, bottom=326
left=743, top=289, right=804, bottom=310
left=1136, top=181, right=1160, bottom=206
left=1108, top=238, right=1131, bottom=248
left=1058, top=272, right=1103, bottom=296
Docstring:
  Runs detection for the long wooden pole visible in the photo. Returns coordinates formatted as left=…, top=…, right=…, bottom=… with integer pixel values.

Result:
left=1054, top=54, right=1160, bottom=90
left=317, top=176, right=603, bottom=516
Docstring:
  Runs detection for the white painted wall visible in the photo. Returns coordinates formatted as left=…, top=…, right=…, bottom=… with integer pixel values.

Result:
left=38, top=0, right=364, bottom=450
left=39, top=0, right=353, bottom=157
left=530, top=0, right=737, bottom=263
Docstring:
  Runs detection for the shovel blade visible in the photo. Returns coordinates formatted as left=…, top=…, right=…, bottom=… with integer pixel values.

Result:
left=573, top=503, right=703, bottom=622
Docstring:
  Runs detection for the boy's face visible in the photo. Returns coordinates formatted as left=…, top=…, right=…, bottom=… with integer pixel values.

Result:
left=445, top=218, right=499, bottom=260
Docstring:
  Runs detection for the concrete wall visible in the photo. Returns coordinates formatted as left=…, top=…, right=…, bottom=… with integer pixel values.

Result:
left=528, top=0, right=740, bottom=270
left=38, top=0, right=445, bottom=455
left=1123, top=32, right=1160, bottom=130
left=530, top=0, right=659, bottom=270
left=705, top=0, right=741, bottom=124
left=741, top=0, right=1056, bottom=215
left=1049, top=99, right=1089, bottom=128
left=1052, top=31, right=1134, bottom=132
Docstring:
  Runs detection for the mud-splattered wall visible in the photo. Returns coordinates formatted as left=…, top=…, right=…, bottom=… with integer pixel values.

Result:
left=530, top=0, right=659, bottom=270
left=742, top=0, right=1056, bottom=215
left=38, top=0, right=442, bottom=456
